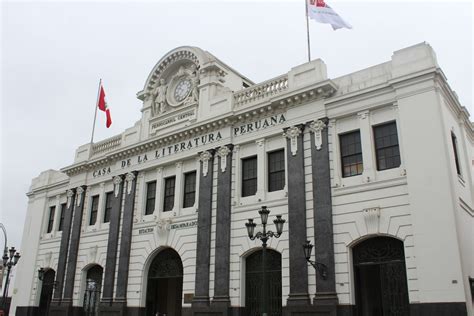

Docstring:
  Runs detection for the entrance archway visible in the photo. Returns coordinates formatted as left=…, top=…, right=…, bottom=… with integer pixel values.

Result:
left=83, top=265, right=103, bottom=316
left=146, top=248, right=183, bottom=316
left=38, top=268, right=55, bottom=315
left=353, top=236, right=410, bottom=316
left=245, top=249, right=282, bottom=316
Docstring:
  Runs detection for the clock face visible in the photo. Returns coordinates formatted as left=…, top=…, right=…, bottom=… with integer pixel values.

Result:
left=174, top=78, right=192, bottom=103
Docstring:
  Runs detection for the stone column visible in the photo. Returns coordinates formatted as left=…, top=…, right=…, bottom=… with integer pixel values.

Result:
left=284, top=125, right=310, bottom=306
left=52, top=188, right=75, bottom=303
left=63, top=185, right=87, bottom=304
left=308, top=119, right=338, bottom=307
left=115, top=171, right=139, bottom=303
left=100, top=175, right=124, bottom=305
left=192, top=150, right=215, bottom=308
left=212, top=145, right=233, bottom=307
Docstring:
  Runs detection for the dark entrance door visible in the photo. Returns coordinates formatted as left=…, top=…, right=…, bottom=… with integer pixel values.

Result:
left=38, top=269, right=55, bottom=315
left=83, top=265, right=103, bottom=316
left=353, top=237, right=410, bottom=316
left=245, top=249, right=282, bottom=316
left=146, top=248, right=183, bottom=316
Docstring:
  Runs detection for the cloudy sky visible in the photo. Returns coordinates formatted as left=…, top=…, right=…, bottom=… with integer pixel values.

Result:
left=1, top=0, right=473, bottom=251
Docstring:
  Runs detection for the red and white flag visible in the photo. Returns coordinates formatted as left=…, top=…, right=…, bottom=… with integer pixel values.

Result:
left=98, top=83, right=112, bottom=128
left=307, top=0, right=352, bottom=30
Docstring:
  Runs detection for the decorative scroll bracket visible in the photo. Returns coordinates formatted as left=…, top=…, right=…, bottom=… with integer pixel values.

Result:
left=76, top=186, right=84, bottom=207
left=66, top=189, right=74, bottom=209
left=308, top=120, right=326, bottom=151
left=217, top=146, right=231, bottom=173
left=157, top=217, right=172, bottom=232
left=283, top=126, right=302, bottom=156
left=363, top=207, right=381, bottom=235
left=113, top=176, right=123, bottom=197
left=199, top=151, right=213, bottom=177
left=125, top=172, right=136, bottom=195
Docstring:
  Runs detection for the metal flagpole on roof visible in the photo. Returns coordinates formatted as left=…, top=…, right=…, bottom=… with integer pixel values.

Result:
left=305, top=0, right=312, bottom=62
left=89, top=79, right=102, bottom=149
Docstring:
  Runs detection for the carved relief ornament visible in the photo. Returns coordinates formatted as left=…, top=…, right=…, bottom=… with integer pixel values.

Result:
left=113, top=176, right=123, bottom=197
left=125, top=172, right=136, bottom=195
left=308, top=120, right=326, bottom=150
left=76, top=186, right=84, bottom=207
left=66, top=189, right=74, bottom=209
left=217, top=146, right=231, bottom=173
left=283, top=126, right=302, bottom=156
left=199, top=151, right=213, bottom=177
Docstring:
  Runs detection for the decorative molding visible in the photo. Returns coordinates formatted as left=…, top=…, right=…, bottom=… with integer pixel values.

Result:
left=125, top=172, right=136, bottom=195
left=283, top=126, right=302, bottom=156
left=113, top=176, right=123, bottom=197
left=156, top=218, right=172, bottom=231
left=308, top=120, right=326, bottom=150
left=357, top=110, right=369, bottom=120
left=363, top=207, right=380, bottom=235
left=66, top=189, right=74, bottom=208
left=175, top=161, right=183, bottom=168
left=255, top=139, right=265, bottom=147
left=89, top=245, right=98, bottom=263
left=76, top=186, right=84, bottom=207
left=44, top=251, right=52, bottom=268
left=217, top=146, right=231, bottom=173
left=199, top=151, right=213, bottom=177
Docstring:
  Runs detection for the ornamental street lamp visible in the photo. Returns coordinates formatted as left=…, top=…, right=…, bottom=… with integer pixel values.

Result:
left=2, top=246, right=21, bottom=312
left=302, top=240, right=328, bottom=279
left=245, top=206, right=286, bottom=316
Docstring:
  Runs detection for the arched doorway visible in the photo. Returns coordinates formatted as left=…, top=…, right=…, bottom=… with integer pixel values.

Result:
left=245, top=249, right=282, bottom=316
left=146, top=248, right=183, bottom=316
left=83, top=265, right=103, bottom=316
left=38, top=268, right=55, bottom=315
left=353, top=236, right=410, bottom=316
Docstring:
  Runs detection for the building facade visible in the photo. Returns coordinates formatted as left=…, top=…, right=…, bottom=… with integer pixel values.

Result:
left=11, top=43, right=474, bottom=316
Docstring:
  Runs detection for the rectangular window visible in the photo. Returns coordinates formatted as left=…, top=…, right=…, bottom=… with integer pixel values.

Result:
left=340, top=130, right=363, bottom=177
left=242, top=156, right=258, bottom=197
left=374, top=122, right=401, bottom=171
left=103, top=192, right=113, bottom=223
left=145, top=181, right=157, bottom=215
left=268, top=149, right=285, bottom=192
left=451, top=132, right=462, bottom=176
left=58, top=203, right=66, bottom=232
left=89, top=195, right=99, bottom=225
left=46, top=206, right=55, bottom=233
left=163, top=176, right=176, bottom=212
left=183, top=171, right=197, bottom=208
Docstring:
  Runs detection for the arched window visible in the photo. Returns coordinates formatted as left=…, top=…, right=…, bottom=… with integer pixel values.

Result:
left=83, top=265, right=103, bottom=316
left=38, top=268, right=55, bottom=315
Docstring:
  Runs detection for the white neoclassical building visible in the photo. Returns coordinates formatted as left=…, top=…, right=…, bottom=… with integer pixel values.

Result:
left=11, top=43, right=474, bottom=316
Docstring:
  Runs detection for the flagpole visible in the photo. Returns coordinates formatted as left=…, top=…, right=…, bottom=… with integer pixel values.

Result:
left=305, top=0, right=312, bottom=62
left=90, top=78, right=102, bottom=146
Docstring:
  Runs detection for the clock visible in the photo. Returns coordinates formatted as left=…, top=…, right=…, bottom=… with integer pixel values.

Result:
left=174, top=78, right=192, bottom=103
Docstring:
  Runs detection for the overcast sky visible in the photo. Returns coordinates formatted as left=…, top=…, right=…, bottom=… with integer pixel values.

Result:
left=1, top=0, right=473, bottom=252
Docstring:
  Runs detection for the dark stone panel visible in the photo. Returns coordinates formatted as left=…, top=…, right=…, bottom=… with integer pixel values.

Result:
left=336, top=305, right=355, bottom=316
left=309, top=118, right=338, bottom=304
left=14, top=306, right=37, bottom=316
left=115, top=172, right=138, bottom=302
left=98, top=301, right=126, bottom=316
left=285, top=126, right=310, bottom=306
left=48, top=305, right=82, bottom=316
left=102, top=176, right=125, bottom=304
left=284, top=304, right=336, bottom=316
left=212, top=145, right=233, bottom=306
left=410, top=302, right=468, bottom=316
left=184, top=306, right=244, bottom=316
left=52, top=189, right=75, bottom=301
left=63, top=186, right=87, bottom=302
left=126, top=306, right=146, bottom=316
left=192, top=151, right=215, bottom=308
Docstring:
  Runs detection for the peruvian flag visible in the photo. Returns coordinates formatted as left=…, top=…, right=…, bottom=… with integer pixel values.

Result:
left=98, top=83, right=112, bottom=128
left=307, top=0, right=352, bottom=30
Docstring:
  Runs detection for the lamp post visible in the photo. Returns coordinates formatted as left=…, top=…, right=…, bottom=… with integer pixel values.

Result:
left=2, top=247, right=20, bottom=312
left=245, top=206, right=286, bottom=316
left=302, top=240, right=328, bottom=279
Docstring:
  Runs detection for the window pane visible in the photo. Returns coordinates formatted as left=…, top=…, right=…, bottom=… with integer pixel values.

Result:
left=47, top=206, right=55, bottom=233
left=104, top=192, right=113, bottom=223
left=145, top=181, right=157, bottom=215
left=451, top=133, right=462, bottom=175
left=89, top=195, right=99, bottom=225
left=242, top=156, right=257, bottom=197
left=374, top=122, right=401, bottom=171
left=163, top=177, right=176, bottom=212
left=268, top=150, right=285, bottom=192
left=183, top=172, right=196, bottom=208
left=340, top=130, right=363, bottom=177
